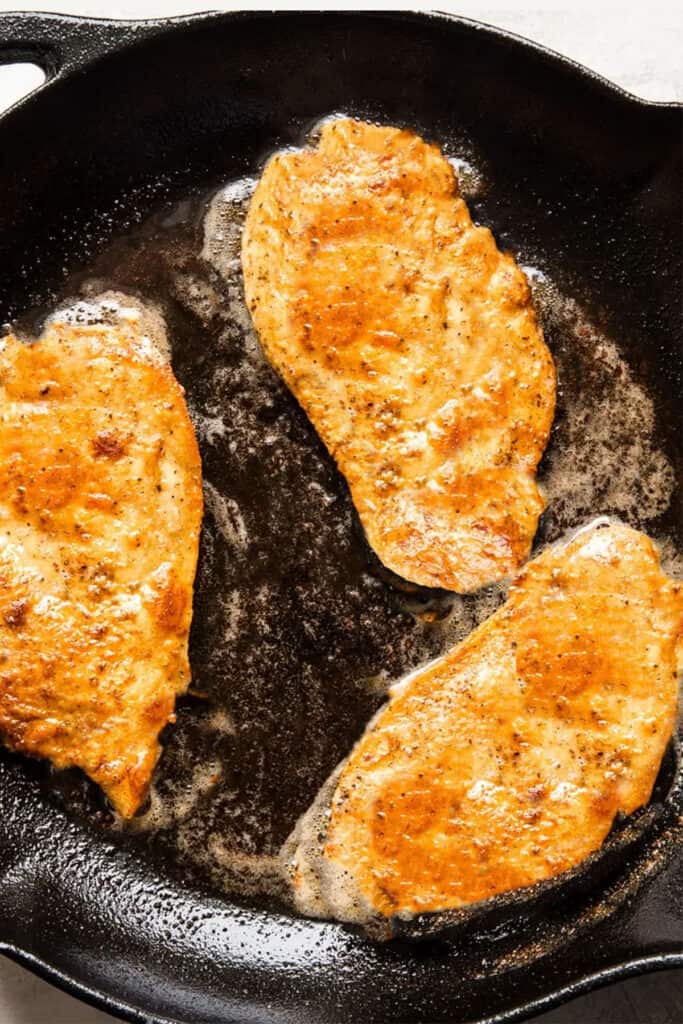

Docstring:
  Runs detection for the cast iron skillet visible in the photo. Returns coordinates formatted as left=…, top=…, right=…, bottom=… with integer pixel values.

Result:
left=0, top=10, right=681, bottom=1024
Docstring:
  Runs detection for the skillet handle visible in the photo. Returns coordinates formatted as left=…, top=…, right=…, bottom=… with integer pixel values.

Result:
left=0, top=11, right=161, bottom=80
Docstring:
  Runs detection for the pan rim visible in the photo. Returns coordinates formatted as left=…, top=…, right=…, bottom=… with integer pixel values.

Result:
left=3, top=942, right=682, bottom=1024
left=0, top=9, right=680, bottom=121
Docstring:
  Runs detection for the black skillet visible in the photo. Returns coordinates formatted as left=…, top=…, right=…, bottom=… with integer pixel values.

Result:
left=0, top=10, right=681, bottom=1024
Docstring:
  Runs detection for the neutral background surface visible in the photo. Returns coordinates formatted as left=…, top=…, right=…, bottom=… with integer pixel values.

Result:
left=0, top=3, right=681, bottom=1022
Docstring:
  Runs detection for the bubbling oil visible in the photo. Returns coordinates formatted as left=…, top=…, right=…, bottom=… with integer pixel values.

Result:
left=529, top=271, right=676, bottom=547
left=16, top=289, right=172, bottom=363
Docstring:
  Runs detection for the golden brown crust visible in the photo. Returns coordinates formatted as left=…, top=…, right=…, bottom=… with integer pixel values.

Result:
left=316, top=522, right=682, bottom=916
left=242, top=118, right=555, bottom=591
left=0, top=311, right=203, bottom=817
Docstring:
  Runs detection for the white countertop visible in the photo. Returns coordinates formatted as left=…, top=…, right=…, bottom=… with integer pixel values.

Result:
left=0, top=5, right=681, bottom=1023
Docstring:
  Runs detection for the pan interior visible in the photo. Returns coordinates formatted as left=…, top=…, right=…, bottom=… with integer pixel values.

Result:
left=6, top=117, right=681, bottom=932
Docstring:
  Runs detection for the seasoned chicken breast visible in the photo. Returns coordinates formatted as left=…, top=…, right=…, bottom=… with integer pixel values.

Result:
left=289, top=521, right=682, bottom=922
left=242, top=118, right=555, bottom=592
left=0, top=301, right=202, bottom=817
